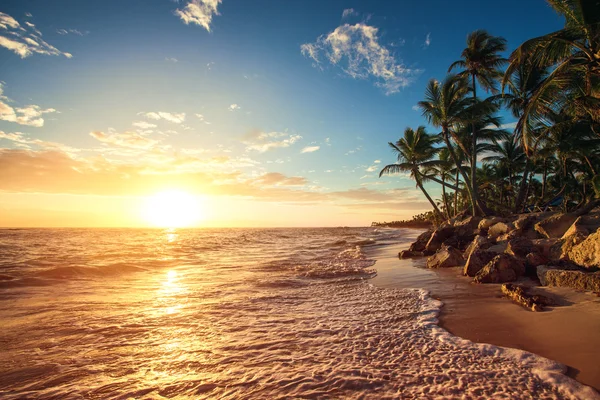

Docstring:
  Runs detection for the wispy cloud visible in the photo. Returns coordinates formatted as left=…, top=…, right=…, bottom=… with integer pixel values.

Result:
left=423, top=32, right=431, bottom=48
left=132, top=121, right=157, bottom=129
left=411, top=105, right=420, bottom=111
left=140, top=111, right=186, bottom=124
left=228, top=104, right=240, bottom=111
left=301, top=145, right=320, bottom=153
left=90, top=130, right=159, bottom=150
left=56, top=28, right=88, bottom=36
left=0, top=12, right=72, bottom=58
left=244, top=130, right=302, bottom=153
left=341, top=8, right=358, bottom=19
left=174, top=0, right=222, bottom=32
left=0, top=83, right=57, bottom=127
left=195, top=113, right=211, bottom=124
left=301, top=23, right=420, bottom=94
left=165, top=57, right=178, bottom=63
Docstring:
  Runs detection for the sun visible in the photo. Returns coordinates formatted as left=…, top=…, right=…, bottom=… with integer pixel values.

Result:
left=142, top=190, right=204, bottom=228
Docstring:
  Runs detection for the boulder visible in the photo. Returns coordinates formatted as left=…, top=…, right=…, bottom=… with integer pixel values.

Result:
left=408, top=230, right=434, bottom=252
left=474, top=254, right=525, bottom=284
left=398, top=250, right=424, bottom=259
left=549, top=233, right=587, bottom=262
left=534, top=213, right=578, bottom=239
left=425, top=227, right=454, bottom=253
left=501, top=283, right=554, bottom=312
left=426, top=245, right=464, bottom=268
left=532, top=238, right=562, bottom=259
left=526, top=252, right=549, bottom=268
left=561, top=216, right=591, bottom=239
left=506, top=237, right=535, bottom=258
left=478, top=217, right=504, bottom=230
left=568, top=231, right=600, bottom=269
left=514, top=214, right=538, bottom=231
left=487, top=241, right=509, bottom=254
left=537, top=265, right=600, bottom=292
left=463, top=235, right=491, bottom=258
left=464, top=249, right=498, bottom=277
left=488, top=222, right=512, bottom=239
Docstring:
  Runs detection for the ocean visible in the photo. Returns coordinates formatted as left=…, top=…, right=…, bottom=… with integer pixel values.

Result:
left=0, top=227, right=595, bottom=399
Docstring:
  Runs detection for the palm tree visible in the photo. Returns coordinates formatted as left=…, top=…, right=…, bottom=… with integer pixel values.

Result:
left=449, top=30, right=507, bottom=216
left=418, top=74, right=484, bottom=216
left=379, top=126, right=444, bottom=219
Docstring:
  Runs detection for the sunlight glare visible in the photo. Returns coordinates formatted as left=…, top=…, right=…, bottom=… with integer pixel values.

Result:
left=142, top=190, right=204, bottom=228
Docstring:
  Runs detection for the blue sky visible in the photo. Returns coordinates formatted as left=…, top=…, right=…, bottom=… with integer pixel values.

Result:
left=0, top=0, right=564, bottom=227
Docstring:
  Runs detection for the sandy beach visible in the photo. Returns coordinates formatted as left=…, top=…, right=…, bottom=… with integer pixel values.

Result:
left=371, top=242, right=600, bottom=392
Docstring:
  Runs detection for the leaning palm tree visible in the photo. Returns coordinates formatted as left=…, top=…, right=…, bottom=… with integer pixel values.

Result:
left=379, top=126, right=444, bottom=219
left=449, top=30, right=508, bottom=213
left=418, top=74, right=485, bottom=215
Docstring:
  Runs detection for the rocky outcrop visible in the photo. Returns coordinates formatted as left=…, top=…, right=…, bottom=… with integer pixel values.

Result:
left=537, top=265, right=600, bottom=292
left=408, top=230, right=434, bottom=252
left=526, top=252, right=549, bottom=268
left=463, top=235, right=491, bottom=258
left=398, top=250, right=424, bottom=259
left=487, top=222, right=512, bottom=239
left=532, top=238, right=562, bottom=259
left=425, top=227, right=454, bottom=253
left=474, top=254, right=525, bottom=284
left=426, top=245, right=464, bottom=268
left=534, top=213, right=578, bottom=239
left=501, top=283, right=554, bottom=311
left=568, top=231, right=600, bottom=269
left=506, top=237, right=534, bottom=258
left=464, top=249, right=498, bottom=277
left=561, top=216, right=591, bottom=239
left=478, top=217, right=504, bottom=230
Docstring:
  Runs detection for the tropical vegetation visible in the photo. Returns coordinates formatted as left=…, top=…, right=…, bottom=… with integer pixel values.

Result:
left=381, top=0, right=600, bottom=222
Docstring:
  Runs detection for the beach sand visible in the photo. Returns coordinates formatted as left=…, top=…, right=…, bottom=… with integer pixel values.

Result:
left=371, top=243, right=600, bottom=392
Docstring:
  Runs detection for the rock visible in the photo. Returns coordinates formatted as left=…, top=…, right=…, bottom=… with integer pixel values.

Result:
left=408, top=230, right=434, bottom=252
left=534, top=213, right=578, bottom=239
left=487, top=241, right=509, bottom=254
left=568, top=231, right=600, bottom=269
left=506, top=237, right=534, bottom=258
left=426, top=245, right=464, bottom=268
left=474, top=254, right=525, bottom=284
left=398, top=250, right=424, bottom=259
left=488, top=222, right=512, bottom=239
left=501, top=283, right=554, bottom=312
left=526, top=252, right=549, bottom=268
left=537, top=265, right=600, bottom=292
left=514, top=214, right=538, bottom=231
left=425, top=227, right=454, bottom=253
left=549, top=233, right=587, bottom=261
left=478, top=217, right=504, bottom=230
left=463, top=235, right=491, bottom=258
left=464, top=249, right=498, bottom=277
left=561, top=216, right=590, bottom=239
left=532, top=238, right=562, bottom=259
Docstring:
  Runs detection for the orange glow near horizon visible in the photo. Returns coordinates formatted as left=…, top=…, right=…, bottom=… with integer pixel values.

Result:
left=141, top=190, right=205, bottom=228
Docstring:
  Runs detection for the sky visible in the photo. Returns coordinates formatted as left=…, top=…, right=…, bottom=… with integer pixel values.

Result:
left=0, top=0, right=564, bottom=227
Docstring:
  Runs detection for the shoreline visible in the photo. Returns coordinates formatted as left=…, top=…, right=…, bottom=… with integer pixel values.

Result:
left=370, top=240, right=600, bottom=393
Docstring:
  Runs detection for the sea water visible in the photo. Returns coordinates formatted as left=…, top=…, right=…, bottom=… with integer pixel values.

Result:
left=0, top=228, right=596, bottom=399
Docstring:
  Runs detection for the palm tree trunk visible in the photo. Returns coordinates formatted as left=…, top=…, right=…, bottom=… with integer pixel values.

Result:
left=541, top=159, right=548, bottom=199
left=415, top=174, right=444, bottom=220
left=514, top=157, right=531, bottom=213
left=441, top=175, right=451, bottom=219
left=454, top=169, right=460, bottom=216
left=470, top=74, right=479, bottom=217
left=441, top=128, right=478, bottom=212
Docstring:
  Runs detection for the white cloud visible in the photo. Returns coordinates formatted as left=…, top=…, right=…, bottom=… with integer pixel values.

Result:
left=374, top=160, right=381, bottom=164
left=141, top=111, right=186, bottom=124
left=301, top=23, right=420, bottom=94
left=90, top=130, right=159, bottom=149
left=229, top=104, right=240, bottom=111
left=244, top=131, right=302, bottom=153
left=165, top=57, right=178, bottom=63
left=341, top=8, right=358, bottom=19
left=412, top=105, right=420, bottom=111
left=0, top=12, right=72, bottom=58
left=500, top=121, right=517, bottom=130
left=132, top=121, right=157, bottom=129
left=195, top=113, right=211, bottom=124
left=174, top=0, right=222, bottom=32
left=0, top=83, right=57, bottom=127
left=57, top=28, right=88, bottom=36
left=301, top=145, right=320, bottom=153
left=424, top=32, right=431, bottom=48
left=366, top=165, right=378, bottom=172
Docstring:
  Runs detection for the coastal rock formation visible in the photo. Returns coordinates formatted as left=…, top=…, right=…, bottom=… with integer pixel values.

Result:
left=501, top=283, right=554, bottom=311
left=561, top=216, right=591, bottom=239
left=463, top=235, right=491, bottom=258
left=474, top=254, right=525, bottom=284
left=532, top=238, right=562, bottom=259
left=464, top=249, right=498, bottom=277
left=568, top=231, right=600, bottom=269
left=526, top=252, right=549, bottom=268
left=537, top=265, right=600, bottom=292
left=478, top=217, right=504, bottom=230
left=534, top=213, right=578, bottom=239
left=399, top=250, right=425, bottom=259
left=487, top=222, right=512, bottom=239
left=408, top=230, right=433, bottom=252
left=425, top=227, right=454, bottom=253
left=506, top=237, right=534, bottom=258
left=426, top=245, right=464, bottom=268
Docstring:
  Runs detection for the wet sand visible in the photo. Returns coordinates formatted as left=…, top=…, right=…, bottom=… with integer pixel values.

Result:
left=371, top=243, right=600, bottom=392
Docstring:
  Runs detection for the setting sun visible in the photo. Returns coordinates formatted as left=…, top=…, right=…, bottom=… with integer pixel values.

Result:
left=142, top=190, right=204, bottom=228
